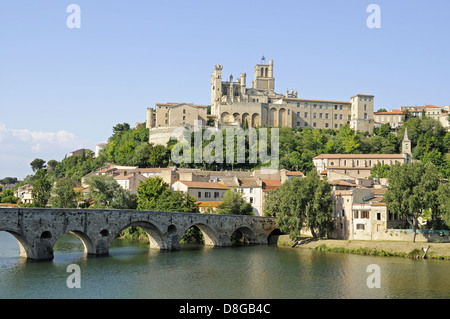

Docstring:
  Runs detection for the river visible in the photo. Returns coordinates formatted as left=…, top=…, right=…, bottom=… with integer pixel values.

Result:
left=0, top=231, right=449, bottom=299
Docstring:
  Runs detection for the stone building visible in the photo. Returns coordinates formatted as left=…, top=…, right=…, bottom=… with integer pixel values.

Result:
left=313, top=129, right=412, bottom=181
left=373, top=109, right=404, bottom=129
left=146, top=102, right=208, bottom=145
left=146, top=58, right=376, bottom=146
left=210, top=58, right=375, bottom=133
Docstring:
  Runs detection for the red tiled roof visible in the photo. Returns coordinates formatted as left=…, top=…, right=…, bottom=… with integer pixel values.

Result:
left=285, top=171, right=304, bottom=176
left=178, top=181, right=229, bottom=189
left=262, top=180, right=281, bottom=190
left=195, top=201, right=222, bottom=207
left=313, top=154, right=404, bottom=159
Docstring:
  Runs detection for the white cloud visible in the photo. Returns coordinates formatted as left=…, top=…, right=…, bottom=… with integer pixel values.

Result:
left=0, top=123, right=95, bottom=179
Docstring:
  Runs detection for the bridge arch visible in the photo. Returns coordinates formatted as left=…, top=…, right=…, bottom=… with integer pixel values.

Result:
left=0, top=229, right=32, bottom=258
left=231, top=226, right=258, bottom=245
left=179, top=223, right=219, bottom=247
left=115, top=221, right=166, bottom=250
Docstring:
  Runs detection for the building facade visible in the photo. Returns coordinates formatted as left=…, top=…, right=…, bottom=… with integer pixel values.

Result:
left=313, top=130, right=412, bottom=180
left=211, top=59, right=375, bottom=133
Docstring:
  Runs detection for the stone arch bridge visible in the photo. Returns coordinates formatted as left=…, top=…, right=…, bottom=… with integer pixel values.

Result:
left=0, top=208, right=279, bottom=260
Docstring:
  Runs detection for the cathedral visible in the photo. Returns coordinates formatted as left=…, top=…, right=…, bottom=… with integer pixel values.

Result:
left=210, top=58, right=374, bottom=132
left=147, top=58, right=375, bottom=145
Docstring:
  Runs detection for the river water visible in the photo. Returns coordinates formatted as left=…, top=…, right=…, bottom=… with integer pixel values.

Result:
left=0, top=232, right=448, bottom=299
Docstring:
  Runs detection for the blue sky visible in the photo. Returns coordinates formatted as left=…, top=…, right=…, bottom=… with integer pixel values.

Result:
left=1, top=0, right=449, bottom=179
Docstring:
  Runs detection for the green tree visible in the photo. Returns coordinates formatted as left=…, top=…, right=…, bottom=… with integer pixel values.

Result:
left=0, top=189, right=19, bottom=204
left=437, top=183, right=450, bottom=228
left=136, top=177, right=169, bottom=210
left=30, top=158, right=46, bottom=173
left=137, top=177, right=199, bottom=213
left=265, top=173, right=333, bottom=239
left=384, top=162, right=443, bottom=242
left=370, top=162, right=391, bottom=178
left=217, top=188, right=254, bottom=215
left=304, top=172, right=334, bottom=238
left=31, top=169, right=52, bottom=207
left=86, top=175, right=136, bottom=209
left=51, top=179, right=77, bottom=208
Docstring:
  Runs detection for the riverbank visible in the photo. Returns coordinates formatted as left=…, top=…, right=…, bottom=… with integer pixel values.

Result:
left=277, top=236, right=450, bottom=260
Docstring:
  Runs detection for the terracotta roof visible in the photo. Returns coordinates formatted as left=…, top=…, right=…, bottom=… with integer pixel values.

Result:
left=285, top=171, right=304, bottom=176
left=371, top=202, right=387, bottom=206
left=425, top=105, right=441, bottom=109
left=195, top=201, right=222, bottom=207
left=329, top=180, right=358, bottom=187
left=239, top=178, right=260, bottom=187
left=178, top=181, right=229, bottom=189
left=313, top=154, right=404, bottom=159
left=374, top=109, right=403, bottom=115
left=262, top=180, right=281, bottom=190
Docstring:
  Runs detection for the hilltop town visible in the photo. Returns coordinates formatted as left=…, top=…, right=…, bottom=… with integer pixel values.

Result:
left=1, top=59, right=449, bottom=246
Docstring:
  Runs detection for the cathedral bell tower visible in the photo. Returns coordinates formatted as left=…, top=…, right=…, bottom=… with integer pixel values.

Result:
left=252, top=57, right=274, bottom=91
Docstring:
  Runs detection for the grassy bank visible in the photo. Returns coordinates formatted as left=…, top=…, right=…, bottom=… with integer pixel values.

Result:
left=277, top=236, right=450, bottom=260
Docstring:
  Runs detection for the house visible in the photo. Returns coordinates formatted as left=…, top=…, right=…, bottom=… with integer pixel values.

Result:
left=171, top=181, right=229, bottom=212
left=113, top=172, right=147, bottom=192
left=14, top=184, right=33, bottom=204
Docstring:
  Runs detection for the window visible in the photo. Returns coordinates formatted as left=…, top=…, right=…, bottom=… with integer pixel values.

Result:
left=198, top=192, right=202, bottom=198
left=313, top=113, right=317, bottom=119
left=340, top=105, right=343, bottom=110
left=249, top=197, right=254, bottom=203
left=183, top=109, right=186, bottom=114
left=325, top=113, right=328, bottom=119
left=356, top=224, right=365, bottom=230
left=325, top=123, right=329, bottom=128
left=353, top=211, right=359, bottom=219
left=339, top=114, right=343, bottom=120
left=214, top=192, right=220, bottom=198
left=335, top=124, right=338, bottom=128
left=313, top=104, right=317, bottom=108
left=297, top=103, right=300, bottom=107
left=297, top=122, right=300, bottom=127
left=304, top=112, right=308, bottom=118
left=296, top=112, right=300, bottom=117
left=334, top=114, right=338, bottom=120
left=377, top=213, right=381, bottom=220
left=319, top=113, right=323, bottom=119
left=334, top=105, right=338, bottom=110
left=361, top=211, right=369, bottom=219
left=313, top=122, right=316, bottom=127
left=205, top=192, right=211, bottom=198
left=305, top=103, right=308, bottom=108
left=319, top=105, right=323, bottom=109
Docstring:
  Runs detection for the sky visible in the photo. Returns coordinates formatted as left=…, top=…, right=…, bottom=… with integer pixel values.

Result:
left=1, top=0, right=449, bottom=179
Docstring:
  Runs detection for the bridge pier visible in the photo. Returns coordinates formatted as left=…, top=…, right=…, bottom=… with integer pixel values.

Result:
left=0, top=208, right=278, bottom=260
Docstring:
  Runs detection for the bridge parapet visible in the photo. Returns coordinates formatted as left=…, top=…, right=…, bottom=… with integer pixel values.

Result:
left=0, top=208, right=278, bottom=260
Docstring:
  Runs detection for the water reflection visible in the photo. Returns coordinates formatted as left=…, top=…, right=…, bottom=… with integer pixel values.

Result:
left=0, top=232, right=449, bottom=299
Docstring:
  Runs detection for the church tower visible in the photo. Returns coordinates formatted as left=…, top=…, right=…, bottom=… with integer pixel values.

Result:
left=252, top=58, right=275, bottom=91
left=402, top=128, right=412, bottom=164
